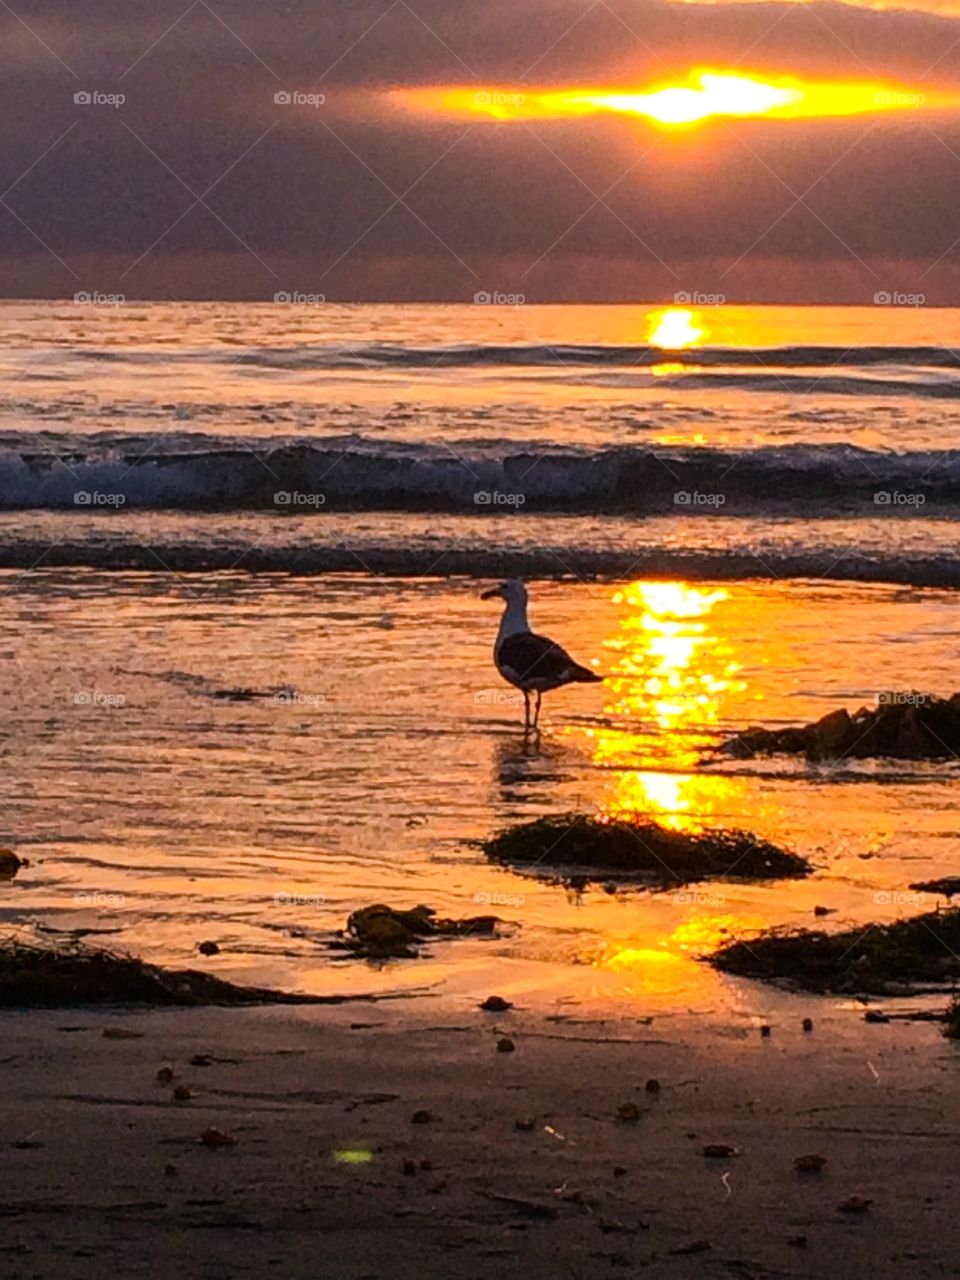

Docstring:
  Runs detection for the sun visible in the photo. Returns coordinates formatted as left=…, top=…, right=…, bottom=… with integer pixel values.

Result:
left=647, top=308, right=706, bottom=349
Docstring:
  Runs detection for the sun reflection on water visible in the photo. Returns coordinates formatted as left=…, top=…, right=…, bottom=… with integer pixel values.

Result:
left=559, top=582, right=793, bottom=996
left=575, top=581, right=748, bottom=829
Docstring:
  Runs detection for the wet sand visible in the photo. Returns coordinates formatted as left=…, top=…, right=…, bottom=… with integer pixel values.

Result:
left=2, top=1001, right=957, bottom=1278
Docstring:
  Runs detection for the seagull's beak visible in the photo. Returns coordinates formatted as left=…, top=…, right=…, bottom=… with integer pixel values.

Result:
left=480, top=586, right=502, bottom=600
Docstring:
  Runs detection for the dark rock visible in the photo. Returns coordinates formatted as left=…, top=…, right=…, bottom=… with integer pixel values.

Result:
left=807, top=708, right=853, bottom=760
left=480, top=995, right=512, bottom=1012
left=0, top=849, right=24, bottom=880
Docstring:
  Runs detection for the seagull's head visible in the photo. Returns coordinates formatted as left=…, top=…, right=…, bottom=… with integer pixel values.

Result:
left=481, top=578, right=528, bottom=606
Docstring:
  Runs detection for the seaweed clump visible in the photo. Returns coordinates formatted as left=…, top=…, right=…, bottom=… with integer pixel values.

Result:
left=482, top=813, right=810, bottom=887
left=711, top=908, right=960, bottom=995
left=0, top=936, right=342, bottom=1007
left=726, top=694, right=960, bottom=762
left=338, top=904, right=501, bottom=959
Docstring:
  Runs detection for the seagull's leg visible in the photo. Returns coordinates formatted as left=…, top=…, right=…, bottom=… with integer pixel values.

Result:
left=534, top=690, right=542, bottom=730
left=523, top=690, right=531, bottom=731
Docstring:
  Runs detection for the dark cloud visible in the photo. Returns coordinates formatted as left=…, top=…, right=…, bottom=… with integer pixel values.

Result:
left=2, top=0, right=960, bottom=300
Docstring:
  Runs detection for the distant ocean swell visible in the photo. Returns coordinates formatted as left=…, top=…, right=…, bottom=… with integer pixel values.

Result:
left=3, top=538, right=960, bottom=587
left=2, top=440, right=960, bottom=514
left=72, top=343, right=960, bottom=372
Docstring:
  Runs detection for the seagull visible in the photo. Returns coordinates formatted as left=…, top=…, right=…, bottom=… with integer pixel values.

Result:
left=481, top=578, right=602, bottom=731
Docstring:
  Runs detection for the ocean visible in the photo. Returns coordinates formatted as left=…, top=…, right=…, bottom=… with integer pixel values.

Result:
left=3, top=299, right=959, bottom=1019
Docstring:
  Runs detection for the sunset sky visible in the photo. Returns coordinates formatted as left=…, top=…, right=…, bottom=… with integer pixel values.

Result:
left=5, top=0, right=960, bottom=301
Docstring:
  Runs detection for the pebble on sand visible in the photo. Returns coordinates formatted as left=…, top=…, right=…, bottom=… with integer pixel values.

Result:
left=0, top=849, right=23, bottom=879
left=199, top=1127, right=237, bottom=1147
left=838, top=1195, right=872, bottom=1214
left=480, top=995, right=513, bottom=1012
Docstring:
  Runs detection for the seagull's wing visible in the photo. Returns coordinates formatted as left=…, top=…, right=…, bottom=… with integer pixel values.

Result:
left=498, top=631, right=600, bottom=688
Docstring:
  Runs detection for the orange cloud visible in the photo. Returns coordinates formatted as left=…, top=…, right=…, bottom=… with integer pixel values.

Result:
left=395, top=69, right=959, bottom=128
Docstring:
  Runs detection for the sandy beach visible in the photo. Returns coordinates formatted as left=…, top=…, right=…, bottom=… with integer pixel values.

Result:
left=2, top=999, right=957, bottom=1279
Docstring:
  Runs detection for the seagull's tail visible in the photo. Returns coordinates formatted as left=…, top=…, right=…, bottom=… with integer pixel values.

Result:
left=570, top=665, right=603, bottom=684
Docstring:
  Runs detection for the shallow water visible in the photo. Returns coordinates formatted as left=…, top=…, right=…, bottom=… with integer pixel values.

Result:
left=4, top=569, right=958, bottom=1019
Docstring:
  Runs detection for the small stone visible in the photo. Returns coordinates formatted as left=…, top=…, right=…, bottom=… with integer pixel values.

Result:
left=102, top=1027, right=143, bottom=1040
left=190, top=1054, right=213, bottom=1066
left=402, top=1159, right=417, bottom=1176
left=156, top=1066, right=175, bottom=1085
left=0, top=849, right=23, bottom=879
left=164, top=1163, right=178, bottom=1177
left=616, top=1102, right=641, bottom=1124
left=419, top=1158, right=433, bottom=1172
left=787, top=1235, right=808, bottom=1248
left=496, top=1037, right=515, bottom=1053
left=759, top=1024, right=772, bottom=1038
left=514, top=1116, right=536, bottom=1132
left=173, top=1086, right=192, bottom=1102
left=644, top=1078, right=661, bottom=1094
left=198, top=941, right=220, bottom=956
left=199, top=1127, right=237, bottom=1147
left=813, top=906, right=834, bottom=917
left=702, top=1144, right=739, bottom=1158
left=864, top=1011, right=890, bottom=1024
left=411, top=1109, right=433, bottom=1125
left=480, top=995, right=512, bottom=1012
left=613, top=1165, right=627, bottom=1177
left=838, top=1195, right=872, bottom=1214
left=794, top=1153, right=827, bottom=1173
left=802, top=1018, right=814, bottom=1033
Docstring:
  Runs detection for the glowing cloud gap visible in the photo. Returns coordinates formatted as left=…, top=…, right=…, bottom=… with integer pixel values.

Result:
left=395, top=70, right=959, bottom=127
